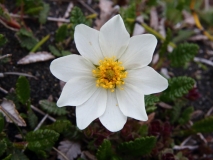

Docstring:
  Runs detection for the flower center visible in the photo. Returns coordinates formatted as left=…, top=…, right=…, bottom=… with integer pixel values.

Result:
left=92, top=57, right=127, bottom=92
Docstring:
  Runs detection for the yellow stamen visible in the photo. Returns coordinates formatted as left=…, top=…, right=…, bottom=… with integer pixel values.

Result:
left=92, top=57, right=127, bottom=92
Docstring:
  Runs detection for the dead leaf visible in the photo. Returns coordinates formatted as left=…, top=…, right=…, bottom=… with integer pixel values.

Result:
left=133, top=15, right=145, bottom=36
left=57, top=140, right=81, bottom=160
left=158, top=102, right=172, bottom=109
left=189, top=35, right=208, bottom=41
left=17, top=51, right=55, bottom=65
left=182, top=10, right=195, bottom=26
left=150, top=7, right=158, bottom=30
left=190, top=110, right=204, bottom=120
left=158, top=18, right=166, bottom=38
left=81, top=151, right=97, bottom=160
left=0, top=99, right=26, bottom=126
left=95, top=0, right=119, bottom=30
left=139, top=112, right=155, bottom=125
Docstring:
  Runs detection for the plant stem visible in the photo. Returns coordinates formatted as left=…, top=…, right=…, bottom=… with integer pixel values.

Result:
left=141, top=23, right=176, bottom=48
left=30, top=34, right=50, bottom=53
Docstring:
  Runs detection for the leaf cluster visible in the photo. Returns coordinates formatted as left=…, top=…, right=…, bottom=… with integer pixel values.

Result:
left=54, top=6, right=91, bottom=44
left=16, top=28, right=38, bottom=50
left=96, top=136, right=157, bottom=159
left=16, top=0, right=49, bottom=24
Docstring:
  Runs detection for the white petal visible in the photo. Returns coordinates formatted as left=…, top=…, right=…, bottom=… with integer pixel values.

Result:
left=125, top=66, right=168, bottom=95
left=57, top=77, right=97, bottom=107
left=99, top=91, right=127, bottom=132
left=50, top=55, right=94, bottom=82
left=116, top=84, right=148, bottom=121
left=74, top=24, right=104, bottom=65
left=76, top=88, right=107, bottom=130
left=120, top=34, right=157, bottom=70
left=99, top=15, right=130, bottom=58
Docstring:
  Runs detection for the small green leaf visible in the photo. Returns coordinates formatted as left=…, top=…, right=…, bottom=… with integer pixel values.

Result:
left=39, top=100, right=67, bottom=116
left=96, top=140, right=112, bottom=160
left=0, top=139, right=7, bottom=157
left=48, top=45, right=61, bottom=57
left=145, top=95, right=159, bottom=114
left=61, top=50, right=72, bottom=56
left=173, top=30, right=194, bottom=44
left=0, top=112, right=4, bottom=133
left=168, top=43, right=199, bottom=67
left=26, top=129, right=59, bottom=151
left=55, top=24, right=68, bottom=42
left=178, top=106, right=194, bottom=125
left=170, top=105, right=182, bottom=124
left=2, top=154, right=12, bottom=160
left=145, top=95, right=159, bottom=107
left=11, top=149, right=29, bottom=160
left=16, top=76, right=30, bottom=105
left=160, top=76, right=195, bottom=102
left=25, top=6, right=43, bottom=15
left=117, top=136, right=156, bottom=156
left=120, top=1, right=136, bottom=34
left=42, top=120, right=72, bottom=134
left=39, top=2, right=50, bottom=24
left=16, top=28, right=38, bottom=50
left=192, top=116, right=213, bottom=133
left=27, top=110, right=38, bottom=129
left=0, top=34, right=7, bottom=47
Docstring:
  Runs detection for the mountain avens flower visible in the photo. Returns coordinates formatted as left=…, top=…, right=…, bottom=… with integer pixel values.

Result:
left=50, top=15, right=168, bottom=132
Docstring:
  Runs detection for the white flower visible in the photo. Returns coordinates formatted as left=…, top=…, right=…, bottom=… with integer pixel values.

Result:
left=50, top=15, right=168, bottom=132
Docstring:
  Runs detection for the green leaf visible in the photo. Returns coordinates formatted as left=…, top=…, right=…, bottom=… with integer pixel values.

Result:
left=25, top=6, right=43, bottom=15
left=70, top=7, right=91, bottom=37
left=16, top=76, right=30, bottom=105
left=61, top=50, right=72, bottom=56
left=168, top=43, right=199, bottom=67
left=192, top=116, right=213, bottom=133
left=96, top=140, right=112, bottom=160
left=160, top=76, right=195, bottom=102
left=0, top=139, right=7, bottom=157
left=55, top=24, right=68, bottom=42
left=2, top=154, right=12, bottom=160
left=39, top=100, right=67, bottom=116
left=42, top=120, right=72, bottom=134
left=39, top=2, right=50, bottom=24
left=16, top=28, right=38, bottom=50
left=0, top=112, right=4, bottom=133
left=178, top=106, right=194, bottom=125
left=145, top=95, right=159, bottom=114
left=11, top=149, right=29, bottom=160
left=0, top=34, right=7, bottom=47
left=117, top=136, right=156, bottom=156
left=26, top=129, right=59, bottom=151
left=172, top=30, right=194, bottom=44
left=27, top=110, right=38, bottom=129
left=170, top=104, right=182, bottom=124
left=120, top=1, right=136, bottom=34
left=145, top=95, right=159, bottom=107
left=48, top=45, right=61, bottom=57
